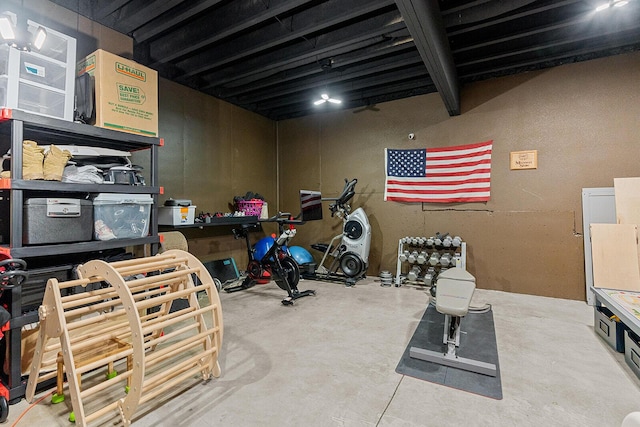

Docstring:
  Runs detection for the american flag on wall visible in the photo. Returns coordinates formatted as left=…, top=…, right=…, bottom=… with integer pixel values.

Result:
left=384, top=140, right=493, bottom=203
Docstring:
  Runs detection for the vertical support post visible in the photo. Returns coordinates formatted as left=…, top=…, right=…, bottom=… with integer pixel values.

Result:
left=395, top=238, right=403, bottom=286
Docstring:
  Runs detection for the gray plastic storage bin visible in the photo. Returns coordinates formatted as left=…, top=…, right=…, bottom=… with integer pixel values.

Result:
left=624, top=330, right=640, bottom=379
left=23, top=198, right=93, bottom=244
left=594, top=305, right=627, bottom=352
left=93, top=193, right=153, bottom=240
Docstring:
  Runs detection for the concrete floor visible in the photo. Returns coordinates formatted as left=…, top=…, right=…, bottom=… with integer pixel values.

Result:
left=7, top=277, right=640, bottom=426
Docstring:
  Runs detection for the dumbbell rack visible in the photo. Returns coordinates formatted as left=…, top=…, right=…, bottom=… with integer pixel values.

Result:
left=394, top=235, right=466, bottom=287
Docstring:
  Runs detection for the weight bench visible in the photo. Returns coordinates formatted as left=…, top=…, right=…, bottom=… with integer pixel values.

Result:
left=409, top=268, right=497, bottom=377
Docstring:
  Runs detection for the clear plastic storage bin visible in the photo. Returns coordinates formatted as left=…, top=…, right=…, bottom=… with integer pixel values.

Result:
left=20, top=51, right=68, bottom=91
left=0, top=45, right=8, bottom=76
left=17, top=81, right=67, bottom=119
left=93, top=193, right=153, bottom=240
left=0, top=76, right=6, bottom=107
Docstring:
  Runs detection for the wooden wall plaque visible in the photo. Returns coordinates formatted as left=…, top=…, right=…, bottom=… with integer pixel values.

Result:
left=510, top=150, right=538, bottom=170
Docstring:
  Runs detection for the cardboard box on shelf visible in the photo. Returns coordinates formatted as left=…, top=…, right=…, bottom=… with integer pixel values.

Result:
left=77, top=49, right=158, bottom=137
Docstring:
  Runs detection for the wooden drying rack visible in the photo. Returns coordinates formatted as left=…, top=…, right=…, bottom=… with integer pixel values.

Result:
left=25, top=249, right=224, bottom=426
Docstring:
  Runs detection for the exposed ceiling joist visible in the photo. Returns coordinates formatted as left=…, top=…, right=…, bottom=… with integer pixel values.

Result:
left=114, top=0, right=186, bottom=35
left=235, top=52, right=425, bottom=105
left=395, top=0, right=460, bottom=115
left=132, top=0, right=225, bottom=43
left=200, top=13, right=407, bottom=91
left=149, top=0, right=320, bottom=65
left=95, top=0, right=129, bottom=20
left=221, top=39, right=415, bottom=98
left=173, top=0, right=397, bottom=78
left=47, top=0, right=640, bottom=121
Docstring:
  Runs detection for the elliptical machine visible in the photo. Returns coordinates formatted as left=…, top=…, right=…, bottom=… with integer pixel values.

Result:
left=309, top=178, right=371, bottom=286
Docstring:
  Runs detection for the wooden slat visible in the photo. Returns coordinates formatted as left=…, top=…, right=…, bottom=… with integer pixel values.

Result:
left=614, top=177, right=640, bottom=225
left=591, top=223, right=640, bottom=291
left=26, top=249, right=222, bottom=427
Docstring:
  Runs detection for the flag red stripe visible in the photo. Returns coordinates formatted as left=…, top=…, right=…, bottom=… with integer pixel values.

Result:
left=424, top=169, right=491, bottom=177
left=386, top=178, right=491, bottom=186
left=427, top=149, right=492, bottom=162
left=387, top=187, right=489, bottom=195
left=426, top=171, right=491, bottom=178
left=426, top=140, right=493, bottom=153
left=386, top=195, right=490, bottom=203
left=427, top=159, right=492, bottom=169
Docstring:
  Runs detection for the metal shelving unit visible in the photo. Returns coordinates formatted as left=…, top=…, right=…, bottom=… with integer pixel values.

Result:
left=0, top=108, right=162, bottom=404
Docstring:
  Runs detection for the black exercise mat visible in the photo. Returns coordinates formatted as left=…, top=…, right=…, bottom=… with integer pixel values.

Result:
left=396, top=304, right=502, bottom=399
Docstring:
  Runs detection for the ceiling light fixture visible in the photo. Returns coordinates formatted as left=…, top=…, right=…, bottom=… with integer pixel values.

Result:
left=0, top=11, right=47, bottom=51
left=314, top=93, right=342, bottom=105
left=313, top=58, right=343, bottom=107
left=596, top=0, right=630, bottom=12
left=0, top=13, right=16, bottom=40
left=33, top=26, right=46, bottom=50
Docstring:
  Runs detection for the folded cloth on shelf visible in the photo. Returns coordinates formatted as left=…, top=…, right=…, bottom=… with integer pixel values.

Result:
left=62, top=165, right=104, bottom=184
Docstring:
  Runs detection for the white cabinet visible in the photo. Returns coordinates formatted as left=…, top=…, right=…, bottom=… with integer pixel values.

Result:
left=0, top=20, right=76, bottom=121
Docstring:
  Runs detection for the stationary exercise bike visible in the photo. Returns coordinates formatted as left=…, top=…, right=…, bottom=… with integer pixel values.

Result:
left=225, top=212, right=315, bottom=305
left=309, top=178, right=371, bottom=286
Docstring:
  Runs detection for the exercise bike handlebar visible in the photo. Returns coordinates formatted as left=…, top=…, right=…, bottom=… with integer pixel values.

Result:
left=261, top=211, right=305, bottom=225
left=324, top=178, right=357, bottom=215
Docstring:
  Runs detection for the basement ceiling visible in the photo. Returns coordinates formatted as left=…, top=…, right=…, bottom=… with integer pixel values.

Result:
left=49, top=0, right=640, bottom=120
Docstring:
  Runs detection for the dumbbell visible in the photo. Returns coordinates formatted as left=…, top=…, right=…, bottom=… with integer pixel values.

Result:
left=407, top=266, right=421, bottom=282
left=452, top=252, right=461, bottom=266
left=440, top=252, right=452, bottom=267
left=428, top=252, right=440, bottom=266
left=398, top=250, right=410, bottom=262
left=417, top=251, right=428, bottom=264
left=408, top=251, right=419, bottom=264
left=423, top=270, right=434, bottom=287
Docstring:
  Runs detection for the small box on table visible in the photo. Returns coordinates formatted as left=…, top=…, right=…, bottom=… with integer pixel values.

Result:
left=158, top=205, right=196, bottom=226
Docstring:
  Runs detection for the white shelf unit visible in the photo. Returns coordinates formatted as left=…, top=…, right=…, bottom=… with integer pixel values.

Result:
left=0, top=19, right=76, bottom=121
left=394, top=236, right=467, bottom=287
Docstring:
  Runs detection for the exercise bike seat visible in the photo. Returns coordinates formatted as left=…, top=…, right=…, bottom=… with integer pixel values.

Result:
left=435, top=268, right=476, bottom=317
